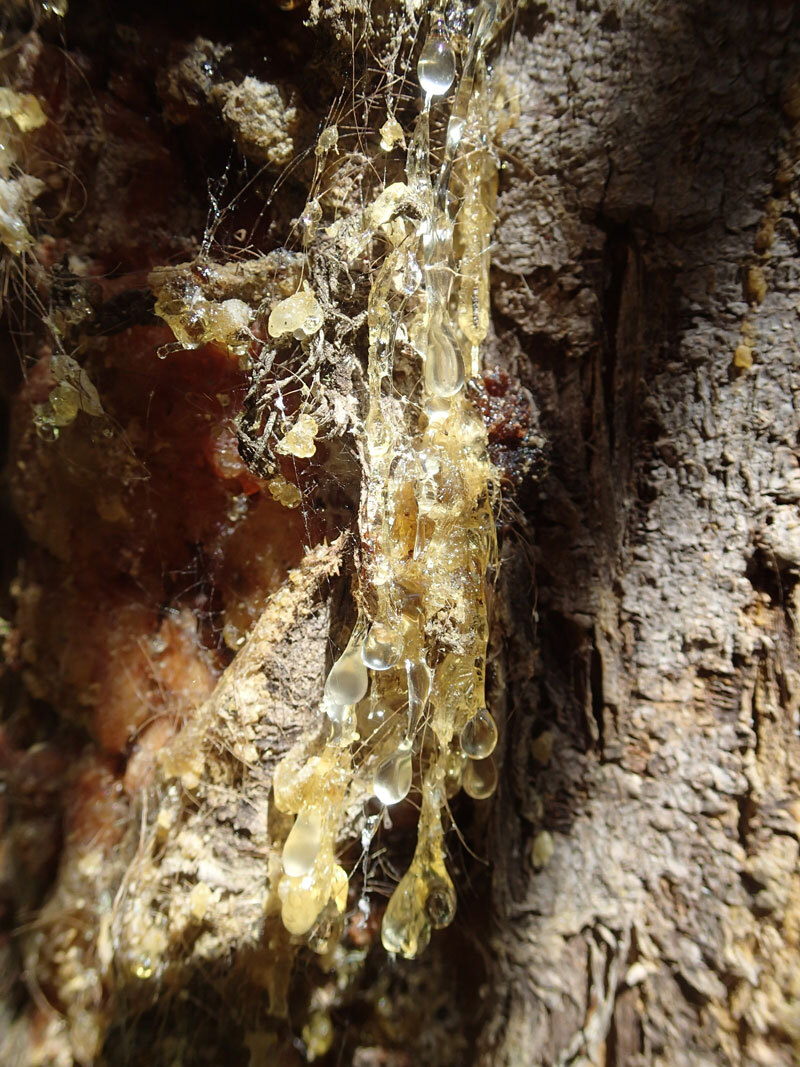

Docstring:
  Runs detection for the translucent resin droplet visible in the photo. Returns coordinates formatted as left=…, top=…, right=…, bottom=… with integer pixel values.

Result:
left=373, top=743, right=413, bottom=805
left=425, top=875, right=457, bottom=929
left=463, top=755, right=498, bottom=800
left=362, top=623, right=403, bottom=670
left=425, top=317, right=464, bottom=397
left=280, top=875, right=328, bottom=936
left=330, top=863, right=349, bottom=913
left=282, top=810, right=322, bottom=876
left=324, top=643, right=369, bottom=705
left=417, top=22, right=456, bottom=98
left=362, top=700, right=388, bottom=737
left=322, top=695, right=348, bottom=724
left=381, top=868, right=431, bottom=958
left=460, top=707, right=497, bottom=759
left=443, top=749, right=466, bottom=797
left=406, top=659, right=432, bottom=728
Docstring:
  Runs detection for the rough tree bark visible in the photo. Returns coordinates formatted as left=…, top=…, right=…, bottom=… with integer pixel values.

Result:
left=1, top=1, right=800, bottom=1066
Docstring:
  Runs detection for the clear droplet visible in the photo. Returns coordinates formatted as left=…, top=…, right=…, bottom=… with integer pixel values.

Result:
left=282, top=809, right=322, bottom=876
left=323, top=696, right=348, bottom=723
left=425, top=316, right=464, bottom=397
left=406, top=659, right=432, bottom=728
left=397, top=249, right=423, bottom=295
left=373, top=743, right=413, bottom=805
left=460, top=707, right=498, bottom=759
left=463, top=755, right=498, bottom=800
left=381, top=868, right=431, bottom=958
left=443, top=749, right=466, bottom=797
left=425, top=875, right=456, bottom=929
left=417, top=21, right=456, bottom=98
left=325, top=644, right=369, bottom=705
left=362, top=623, right=403, bottom=670
left=363, top=700, right=389, bottom=736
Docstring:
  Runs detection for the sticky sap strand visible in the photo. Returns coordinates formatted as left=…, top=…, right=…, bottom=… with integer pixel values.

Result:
left=324, top=625, right=369, bottom=706
left=282, top=809, right=322, bottom=877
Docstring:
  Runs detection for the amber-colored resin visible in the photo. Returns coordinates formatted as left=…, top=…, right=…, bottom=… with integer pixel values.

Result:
left=274, top=0, right=502, bottom=958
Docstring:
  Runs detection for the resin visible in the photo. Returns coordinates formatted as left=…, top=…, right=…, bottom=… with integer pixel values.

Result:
left=273, top=0, right=503, bottom=958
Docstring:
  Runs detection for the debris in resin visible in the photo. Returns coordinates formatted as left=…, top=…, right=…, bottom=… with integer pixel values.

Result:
left=268, top=475, right=303, bottom=508
left=379, top=115, right=406, bottom=151
left=275, top=412, right=319, bottom=458
left=274, top=0, right=502, bottom=959
left=267, top=281, right=324, bottom=339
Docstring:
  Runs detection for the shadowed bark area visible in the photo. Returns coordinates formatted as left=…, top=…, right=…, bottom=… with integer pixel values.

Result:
left=1, top=1, right=799, bottom=1066
left=483, top=4, right=800, bottom=1063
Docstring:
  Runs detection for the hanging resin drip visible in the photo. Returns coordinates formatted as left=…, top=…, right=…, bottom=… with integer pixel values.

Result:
left=272, top=0, right=504, bottom=959
left=324, top=622, right=369, bottom=707
left=282, top=808, right=322, bottom=877
left=460, top=707, right=498, bottom=759
left=417, top=17, right=456, bottom=103
left=362, top=622, right=403, bottom=670
left=463, top=755, right=498, bottom=799
left=381, top=776, right=456, bottom=957
left=381, top=866, right=431, bottom=958
left=373, top=740, right=413, bottom=805
left=406, top=659, right=432, bottom=731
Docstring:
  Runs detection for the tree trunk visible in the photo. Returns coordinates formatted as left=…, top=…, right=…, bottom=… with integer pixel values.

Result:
left=2, top=2, right=800, bottom=1066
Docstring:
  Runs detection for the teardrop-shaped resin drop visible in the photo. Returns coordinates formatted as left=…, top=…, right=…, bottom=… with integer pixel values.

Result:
left=443, top=749, right=466, bottom=798
left=362, top=623, right=403, bottom=670
left=362, top=699, right=388, bottom=737
left=424, top=875, right=457, bottom=929
left=373, top=744, right=413, bottom=805
left=406, top=659, right=432, bottom=728
left=322, top=695, right=348, bottom=724
left=324, top=646, right=369, bottom=705
left=381, top=869, right=431, bottom=958
left=280, top=876, right=328, bottom=936
left=424, top=317, right=464, bottom=398
left=282, top=809, right=322, bottom=876
left=460, top=707, right=498, bottom=759
left=417, top=22, right=456, bottom=98
left=463, top=755, right=498, bottom=800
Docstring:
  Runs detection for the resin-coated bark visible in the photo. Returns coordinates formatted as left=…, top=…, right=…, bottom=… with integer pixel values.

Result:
left=1, top=2, right=800, bottom=1066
